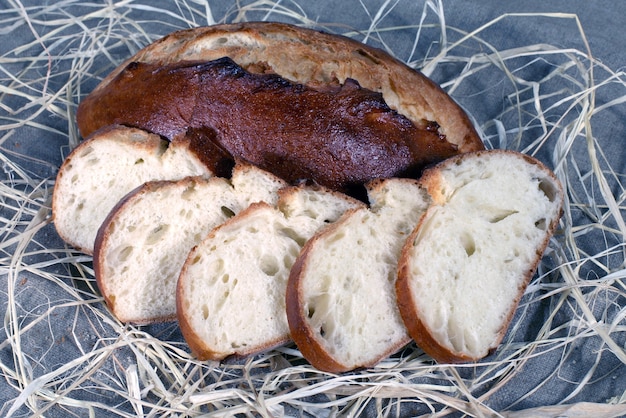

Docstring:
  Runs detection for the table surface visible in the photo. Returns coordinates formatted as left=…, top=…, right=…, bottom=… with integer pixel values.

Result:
left=1, top=1, right=625, bottom=417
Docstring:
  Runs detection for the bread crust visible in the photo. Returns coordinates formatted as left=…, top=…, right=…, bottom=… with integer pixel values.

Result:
left=396, top=150, right=564, bottom=363
left=76, top=22, right=483, bottom=193
left=81, top=22, right=481, bottom=151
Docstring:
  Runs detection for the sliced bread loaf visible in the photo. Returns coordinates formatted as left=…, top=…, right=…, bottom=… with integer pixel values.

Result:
left=53, top=125, right=213, bottom=254
left=396, top=150, right=563, bottom=363
left=93, top=162, right=287, bottom=323
left=177, top=185, right=363, bottom=361
left=285, top=178, right=431, bottom=373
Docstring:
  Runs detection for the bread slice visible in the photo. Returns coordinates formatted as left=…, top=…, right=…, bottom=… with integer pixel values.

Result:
left=285, top=178, right=431, bottom=373
left=396, top=150, right=563, bottom=363
left=177, top=185, right=363, bottom=361
left=52, top=125, right=212, bottom=254
left=93, top=162, right=287, bottom=323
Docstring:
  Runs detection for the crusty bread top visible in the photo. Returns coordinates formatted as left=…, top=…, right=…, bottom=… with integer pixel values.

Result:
left=81, top=22, right=482, bottom=156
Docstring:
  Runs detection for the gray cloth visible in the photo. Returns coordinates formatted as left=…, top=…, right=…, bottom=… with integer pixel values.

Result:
left=1, top=1, right=624, bottom=416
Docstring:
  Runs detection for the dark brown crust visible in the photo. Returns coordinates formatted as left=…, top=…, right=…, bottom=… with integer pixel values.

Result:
left=396, top=150, right=564, bottom=363
left=76, top=22, right=483, bottom=194
left=77, top=58, right=459, bottom=192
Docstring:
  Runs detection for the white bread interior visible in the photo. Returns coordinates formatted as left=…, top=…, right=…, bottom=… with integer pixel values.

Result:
left=93, top=162, right=286, bottom=323
left=397, top=150, right=563, bottom=363
left=177, top=185, right=362, bottom=361
left=52, top=126, right=212, bottom=254
left=286, top=178, right=431, bottom=373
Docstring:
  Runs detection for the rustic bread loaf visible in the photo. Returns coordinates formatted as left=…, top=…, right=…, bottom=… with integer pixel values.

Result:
left=93, top=162, right=287, bottom=323
left=76, top=22, right=483, bottom=194
left=177, top=185, right=363, bottom=361
left=285, top=178, right=431, bottom=373
left=52, top=125, right=212, bottom=254
left=396, top=150, right=563, bottom=363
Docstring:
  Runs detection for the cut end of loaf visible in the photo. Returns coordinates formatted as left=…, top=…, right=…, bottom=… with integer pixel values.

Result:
left=397, top=150, right=564, bottom=363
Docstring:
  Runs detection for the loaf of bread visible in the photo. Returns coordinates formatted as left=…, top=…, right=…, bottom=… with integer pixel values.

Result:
left=177, top=185, right=363, bottom=361
left=286, top=178, right=431, bottom=373
left=52, top=125, right=213, bottom=254
left=93, top=162, right=287, bottom=323
left=396, top=150, right=563, bottom=363
left=76, top=22, right=483, bottom=194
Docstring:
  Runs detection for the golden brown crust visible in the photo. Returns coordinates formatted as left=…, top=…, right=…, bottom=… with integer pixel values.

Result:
left=87, top=22, right=482, bottom=152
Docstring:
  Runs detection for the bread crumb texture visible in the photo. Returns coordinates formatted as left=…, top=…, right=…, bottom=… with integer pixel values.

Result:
left=295, top=179, right=430, bottom=370
left=405, top=151, right=562, bottom=359
left=53, top=127, right=211, bottom=254
left=178, top=186, right=361, bottom=360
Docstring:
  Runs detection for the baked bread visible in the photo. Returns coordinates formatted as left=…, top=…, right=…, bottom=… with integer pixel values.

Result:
left=285, top=178, right=431, bottom=373
left=93, top=162, right=287, bottom=323
left=177, top=185, right=363, bottom=361
left=76, top=22, right=483, bottom=194
left=396, top=150, right=563, bottom=363
left=52, top=125, right=212, bottom=254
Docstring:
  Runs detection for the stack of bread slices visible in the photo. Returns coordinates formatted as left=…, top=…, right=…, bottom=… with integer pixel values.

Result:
left=53, top=125, right=563, bottom=372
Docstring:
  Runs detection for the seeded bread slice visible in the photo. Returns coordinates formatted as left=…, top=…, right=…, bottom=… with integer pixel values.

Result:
left=396, top=150, right=563, bottom=363
left=52, top=125, right=212, bottom=254
left=177, top=185, right=363, bottom=361
left=93, top=162, right=287, bottom=324
left=285, top=178, right=431, bottom=373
